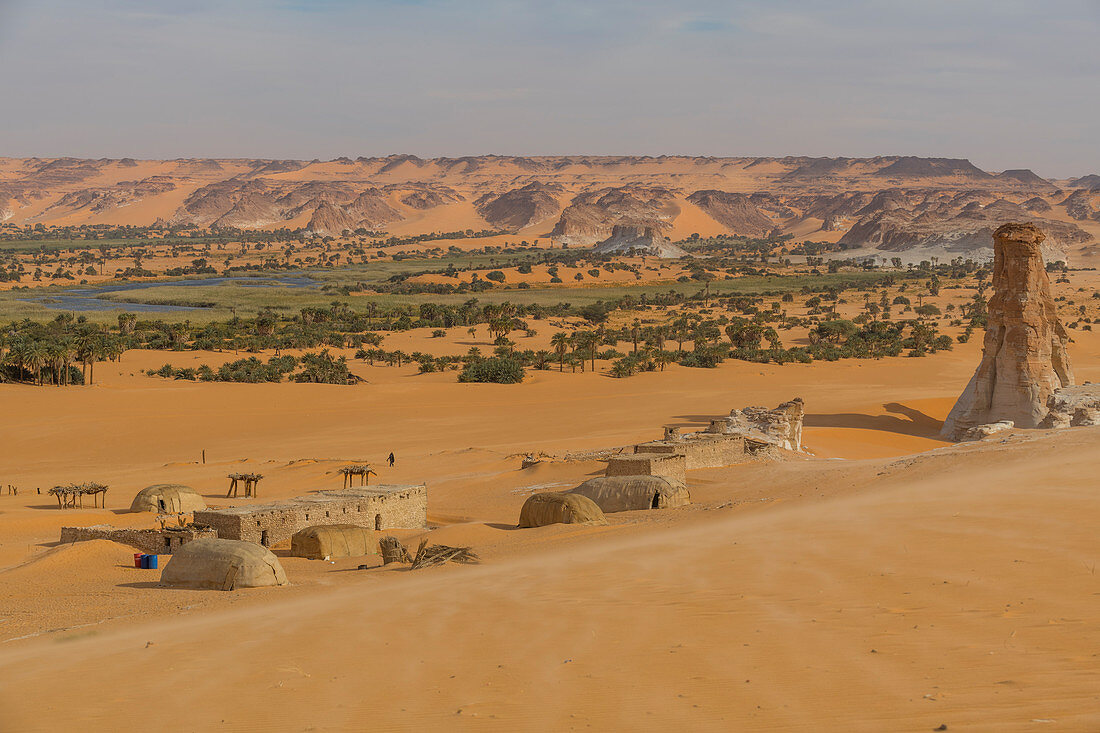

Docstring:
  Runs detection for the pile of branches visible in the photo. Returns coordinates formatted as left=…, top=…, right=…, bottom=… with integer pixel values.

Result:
left=410, top=539, right=480, bottom=570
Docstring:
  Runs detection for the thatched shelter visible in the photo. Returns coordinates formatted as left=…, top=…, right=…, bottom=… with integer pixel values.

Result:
left=517, top=492, right=608, bottom=528
left=290, top=525, right=375, bottom=559
left=130, top=484, right=206, bottom=513
left=161, top=538, right=288, bottom=590
left=568, top=476, right=690, bottom=513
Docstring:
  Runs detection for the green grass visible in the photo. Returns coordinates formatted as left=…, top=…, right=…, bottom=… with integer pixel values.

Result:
left=0, top=260, right=894, bottom=326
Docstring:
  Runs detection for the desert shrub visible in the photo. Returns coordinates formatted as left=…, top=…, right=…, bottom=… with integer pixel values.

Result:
left=294, top=350, right=352, bottom=384
left=458, top=356, right=524, bottom=384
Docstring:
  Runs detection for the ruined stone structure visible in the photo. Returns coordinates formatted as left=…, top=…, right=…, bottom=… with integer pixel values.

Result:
left=605, top=453, right=686, bottom=483
left=193, top=484, right=427, bottom=548
left=633, top=434, right=749, bottom=470
left=59, top=524, right=217, bottom=555
left=708, top=398, right=805, bottom=452
left=942, top=223, right=1073, bottom=440
left=600, top=398, right=803, bottom=483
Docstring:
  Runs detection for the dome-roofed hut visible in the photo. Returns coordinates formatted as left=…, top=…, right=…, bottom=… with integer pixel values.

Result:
left=130, top=484, right=206, bottom=513
left=290, top=525, right=375, bottom=559
left=568, top=476, right=690, bottom=513
left=517, top=492, right=608, bottom=529
left=161, top=538, right=288, bottom=591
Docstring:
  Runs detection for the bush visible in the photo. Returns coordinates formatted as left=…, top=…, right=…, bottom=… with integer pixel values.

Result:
left=458, top=357, right=525, bottom=384
left=486, top=270, right=505, bottom=283
left=294, top=350, right=353, bottom=384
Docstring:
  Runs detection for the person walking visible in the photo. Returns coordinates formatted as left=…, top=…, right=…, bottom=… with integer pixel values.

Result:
left=387, top=452, right=395, bottom=468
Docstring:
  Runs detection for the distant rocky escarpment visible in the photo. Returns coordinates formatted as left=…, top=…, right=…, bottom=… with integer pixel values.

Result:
left=837, top=194, right=1087, bottom=264
left=0, top=155, right=1094, bottom=259
left=550, top=186, right=680, bottom=244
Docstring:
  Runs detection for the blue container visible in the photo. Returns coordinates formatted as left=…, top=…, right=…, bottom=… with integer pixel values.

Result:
left=146, top=555, right=158, bottom=569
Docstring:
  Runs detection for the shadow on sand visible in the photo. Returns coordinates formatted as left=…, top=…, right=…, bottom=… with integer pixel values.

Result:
left=670, top=415, right=718, bottom=428
left=116, top=581, right=166, bottom=590
left=804, top=403, right=944, bottom=439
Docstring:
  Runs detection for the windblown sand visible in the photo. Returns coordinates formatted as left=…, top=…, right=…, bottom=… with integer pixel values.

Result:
left=0, top=336, right=1098, bottom=730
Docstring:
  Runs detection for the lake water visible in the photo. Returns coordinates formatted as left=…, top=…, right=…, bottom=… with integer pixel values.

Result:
left=18, top=276, right=321, bottom=312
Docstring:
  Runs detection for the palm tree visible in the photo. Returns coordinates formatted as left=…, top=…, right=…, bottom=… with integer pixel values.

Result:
left=24, top=341, right=46, bottom=386
left=75, top=333, right=98, bottom=384
left=576, top=332, right=599, bottom=372
left=550, top=332, right=570, bottom=372
left=118, top=313, right=137, bottom=335
left=610, top=360, right=633, bottom=379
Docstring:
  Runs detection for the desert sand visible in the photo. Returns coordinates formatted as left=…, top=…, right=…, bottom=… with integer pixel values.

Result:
left=0, top=326, right=1099, bottom=730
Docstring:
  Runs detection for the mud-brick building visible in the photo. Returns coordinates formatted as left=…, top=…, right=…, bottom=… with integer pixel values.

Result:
left=193, top=485, right=427, bottom=548
left=59, top=525, right=217, bottom=555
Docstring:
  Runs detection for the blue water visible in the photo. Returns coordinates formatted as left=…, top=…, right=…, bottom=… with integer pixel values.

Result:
left=18, top=276, right=322, bottom=313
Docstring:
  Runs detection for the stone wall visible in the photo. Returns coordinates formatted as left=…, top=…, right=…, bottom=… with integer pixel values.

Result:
left=606, top=453, right=686, bottom=483
left=634, top=434, right=747, bottom=470
left=194, top=484, right=427, bottom=547
left=59, top=525, right=217, bottom=554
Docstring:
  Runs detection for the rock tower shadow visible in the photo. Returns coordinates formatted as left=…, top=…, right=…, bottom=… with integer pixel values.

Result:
left=803, top=402, right=944, bottom=438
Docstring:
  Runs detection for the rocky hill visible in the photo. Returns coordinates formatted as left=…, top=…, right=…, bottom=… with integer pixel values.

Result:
left=592, top=224, right=687, bottom=258
left=474, top=182, right=562, bottom=231
left=0, top=154, right=1093, bottom=259
left=685, top=190, right=773, bottom=237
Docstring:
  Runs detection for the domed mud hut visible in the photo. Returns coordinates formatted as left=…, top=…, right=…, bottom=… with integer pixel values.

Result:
left=130, top=484, right=207, bottom=513
left=161, top=538, right=288, bottom=591
left=290, top=525, right=376, bottom=559
left=517, top=492, right=608, bottom=528
left=568, top=475, right=690, bottom=513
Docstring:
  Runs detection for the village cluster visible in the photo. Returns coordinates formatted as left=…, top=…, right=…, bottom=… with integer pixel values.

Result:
left=51, top=397, right=806, bottom=590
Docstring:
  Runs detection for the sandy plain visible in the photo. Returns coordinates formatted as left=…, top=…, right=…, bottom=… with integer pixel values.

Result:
left=0, top=319, right=1098, bottom=730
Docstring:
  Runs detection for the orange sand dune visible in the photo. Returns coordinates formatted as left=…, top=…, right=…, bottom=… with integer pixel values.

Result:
left=0, top=323, right=1098, bottom=730
left=1, top=428, right=1098, bottom=731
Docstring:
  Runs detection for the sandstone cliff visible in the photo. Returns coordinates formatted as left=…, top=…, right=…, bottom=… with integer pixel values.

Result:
left=838, top=196, right=1085, bottom=264
left=941, top=223, right=1073, bottom=439
left=474, top=182, right=562, bottom=231
left=685, top=190, right=773, bottom=237
left=550, top=186, right=679, bottom=244
left=0, top=156, right=1094, bottom=261
left=592, top=225, right=687, bottom=259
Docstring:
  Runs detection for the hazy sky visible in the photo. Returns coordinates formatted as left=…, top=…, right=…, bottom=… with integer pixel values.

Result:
left=1, top=0, right=1098, bottom=176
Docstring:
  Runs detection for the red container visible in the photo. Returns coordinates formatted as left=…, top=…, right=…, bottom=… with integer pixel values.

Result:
left=134, top=553, right=143, bottom=568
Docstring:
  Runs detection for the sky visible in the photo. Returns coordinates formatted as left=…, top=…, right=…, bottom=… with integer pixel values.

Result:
left=0, top=0, right=1098, bottom=177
